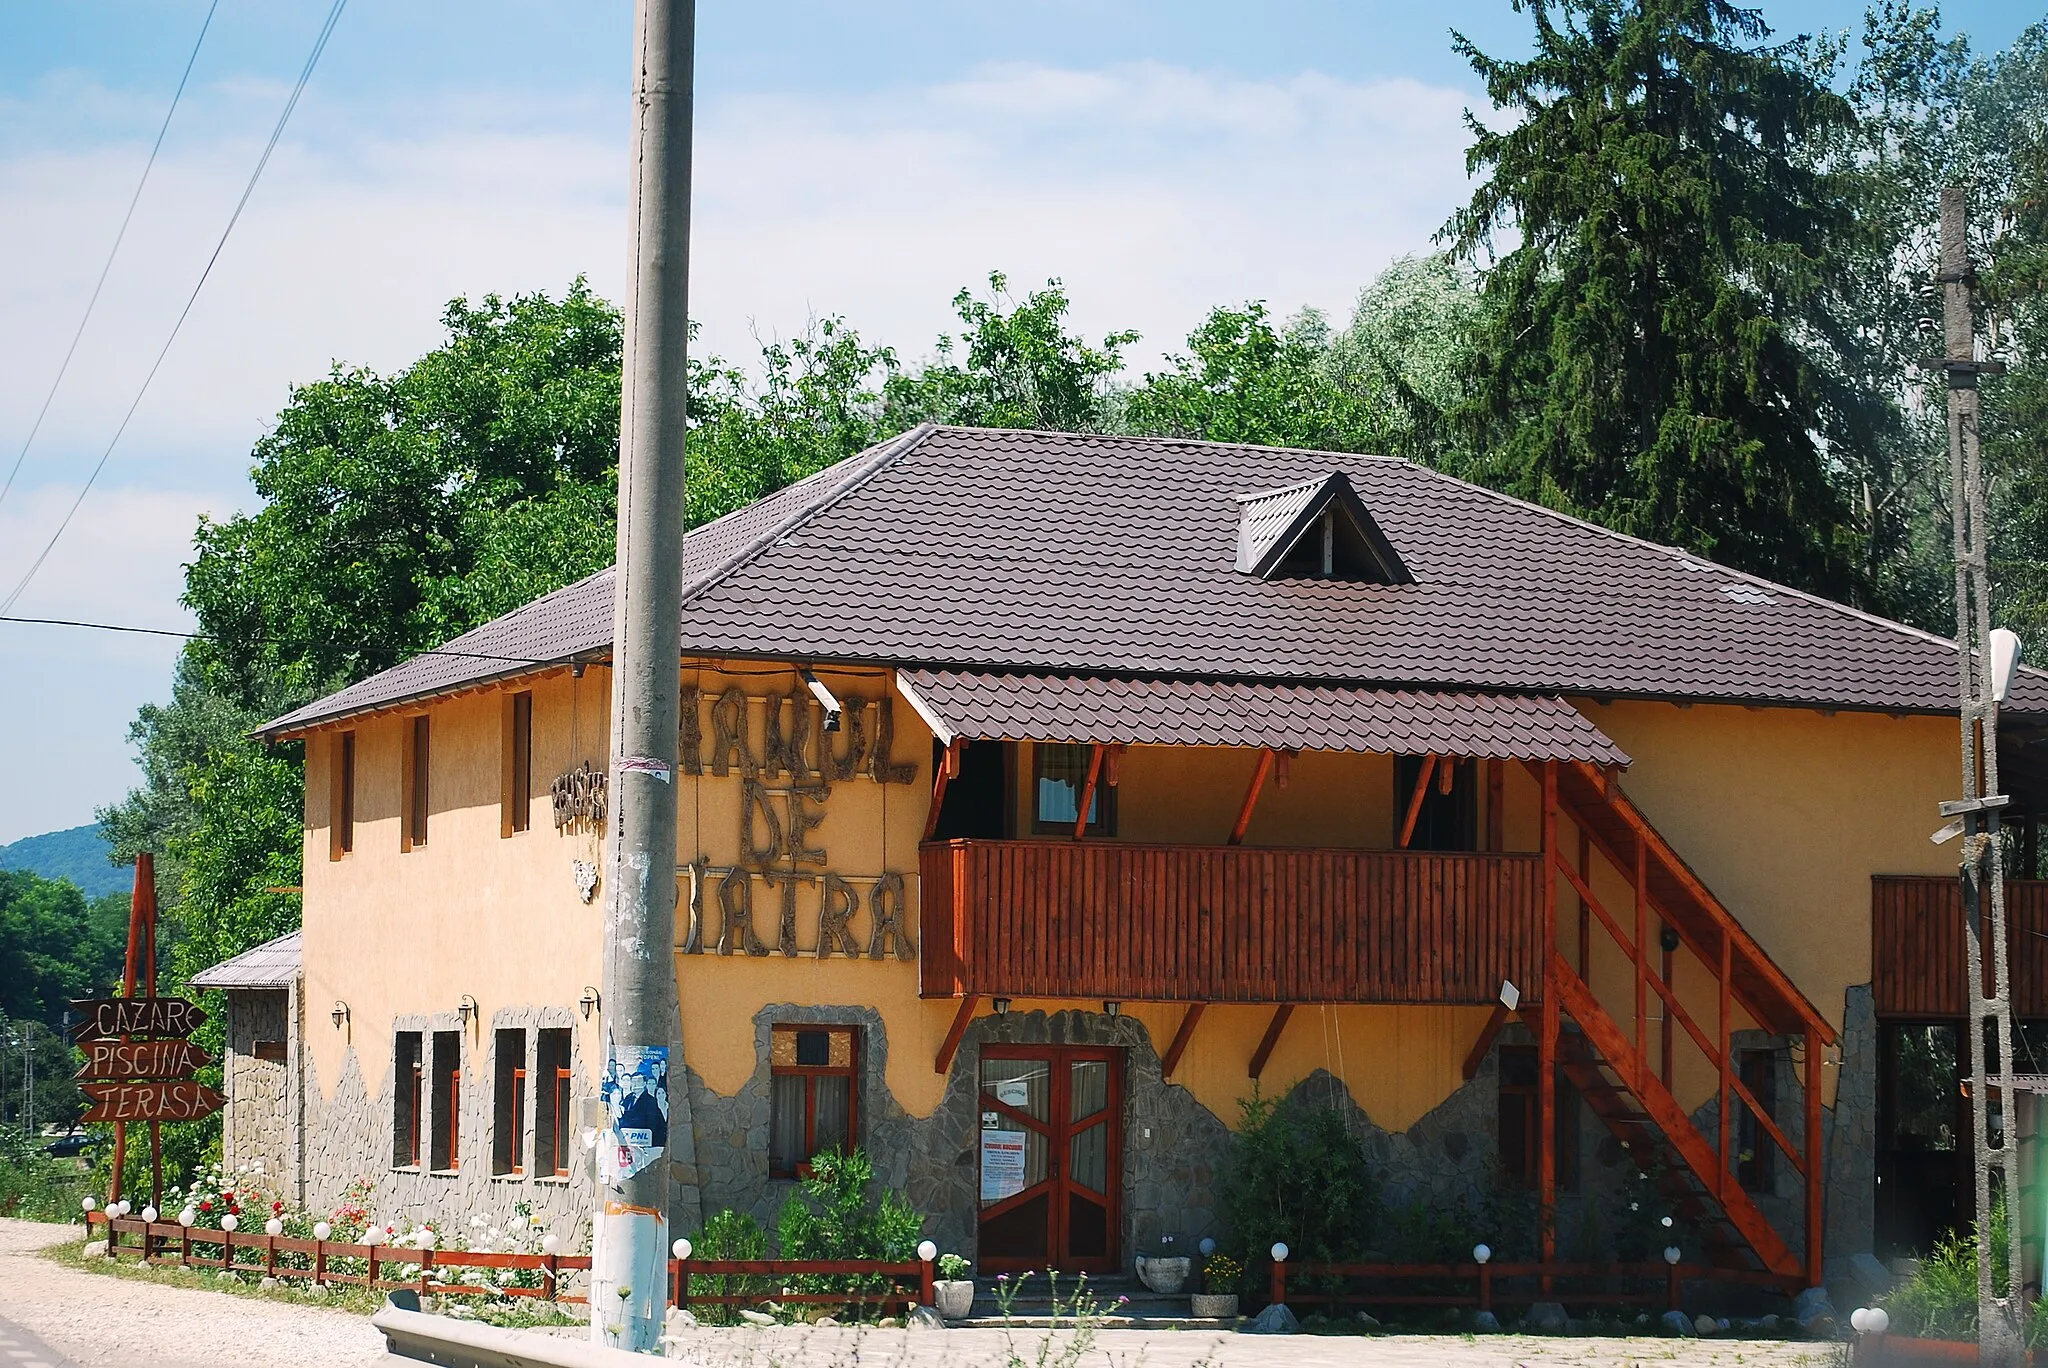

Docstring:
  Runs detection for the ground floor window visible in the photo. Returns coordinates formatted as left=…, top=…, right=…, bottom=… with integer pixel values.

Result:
left=431, top=1030, right=461, bottom=1172
left=393, top=1032, right=423, bottom=1168
left=1497, top=1043, right=1578, bottom=1190
left=769, top=1025, right=857, bottom=1178
left=493, top=1028, right=526, bottom=1176
left=1735, top=1048, right=1779, bottom=1192
left=537, top=1029, right=572, bottom=1178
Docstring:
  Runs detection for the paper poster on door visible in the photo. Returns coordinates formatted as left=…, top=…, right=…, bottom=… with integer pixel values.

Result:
left=980, top=1130, right=1027, bottom=1202
left=597, top=1041, right=668, bottom=1185
left=995, top=1078, right=1030, bottom=1110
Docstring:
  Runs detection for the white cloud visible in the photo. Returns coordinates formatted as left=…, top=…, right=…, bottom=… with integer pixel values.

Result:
left=0, top=58, right=1480, bottom=839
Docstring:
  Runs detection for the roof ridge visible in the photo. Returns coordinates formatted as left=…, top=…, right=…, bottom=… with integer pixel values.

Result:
left=927, top=424, right=1408, bottom=464
left=678, top=423, right=935, bottom=610
left=1397, top=460, right=1984, bottom=666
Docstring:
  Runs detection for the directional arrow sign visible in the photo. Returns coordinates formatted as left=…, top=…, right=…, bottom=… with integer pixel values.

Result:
left=75, top=1039, right=210, bottom=1082
left=68, top=997, right=206, bottom=1043
left=80, top=1080, right=226, bottom=1124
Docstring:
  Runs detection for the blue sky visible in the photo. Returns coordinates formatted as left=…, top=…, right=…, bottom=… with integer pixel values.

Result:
left=0, top=0, right=2036, bottom=845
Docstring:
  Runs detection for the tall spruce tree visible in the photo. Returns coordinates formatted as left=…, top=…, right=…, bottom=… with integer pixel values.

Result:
left=1446, top=0, right=1876, bottom=601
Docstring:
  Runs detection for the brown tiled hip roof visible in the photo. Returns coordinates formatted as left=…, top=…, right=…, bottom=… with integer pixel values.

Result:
left=260, top=425, right=2039, bottom=737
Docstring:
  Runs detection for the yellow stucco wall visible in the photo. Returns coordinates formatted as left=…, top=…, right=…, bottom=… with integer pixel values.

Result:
left=297, top=662, right=1958, bottom=1152
left=301, top=667, right=611, bottom=1104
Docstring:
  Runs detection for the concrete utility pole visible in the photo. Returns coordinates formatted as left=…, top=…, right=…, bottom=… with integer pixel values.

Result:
left=1932, top=184, right=2025, bottom=1363
left=590, top=0, right=693, bottom=1352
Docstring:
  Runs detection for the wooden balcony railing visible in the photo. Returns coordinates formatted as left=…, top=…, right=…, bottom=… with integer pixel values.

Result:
left=918, top=838, right=1542, bottom=1005
left=1873, top=875, right=2048, bottom=1017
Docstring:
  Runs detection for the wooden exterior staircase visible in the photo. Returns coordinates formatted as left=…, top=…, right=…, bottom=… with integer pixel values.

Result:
left=1533, top=761, right=1836, bottom=1288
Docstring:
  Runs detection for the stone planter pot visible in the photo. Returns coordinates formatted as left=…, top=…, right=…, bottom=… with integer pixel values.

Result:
left=1189, top=1292, right=1240, bottom=1319
left=933, top=1279, right=976, bottom=1320
left=1135, top=1255, right=1191, bottom=1295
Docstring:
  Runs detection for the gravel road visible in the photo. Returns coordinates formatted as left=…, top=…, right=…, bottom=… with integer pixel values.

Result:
left=0, top=1220, right=387, bottom=1368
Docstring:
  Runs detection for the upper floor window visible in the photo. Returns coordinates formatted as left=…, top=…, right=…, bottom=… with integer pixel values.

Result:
left=331, top=732, right=356, bottom=860
left=1032, top=743, right=1112, bottom=835
left=404, top=715, right=431, bottom=850
left=503, top=691, right=534, bottom=836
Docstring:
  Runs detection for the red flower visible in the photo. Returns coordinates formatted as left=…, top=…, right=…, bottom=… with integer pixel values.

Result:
left=222, top=1192, right=235, bottom=1203
left=273, top=1201, right=284, bottom=1213
left=200, top=1200, right=213, bottom=1212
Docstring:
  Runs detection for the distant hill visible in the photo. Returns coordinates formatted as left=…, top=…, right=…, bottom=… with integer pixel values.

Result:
left=0, top=824, right=129, bottom=898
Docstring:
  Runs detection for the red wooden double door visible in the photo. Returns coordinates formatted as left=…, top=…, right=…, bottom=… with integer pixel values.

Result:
left=975, top=1046, right=1123, bottom=1273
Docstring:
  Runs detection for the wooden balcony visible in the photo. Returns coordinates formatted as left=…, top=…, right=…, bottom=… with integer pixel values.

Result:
left=918, top=838, right=1542, bottom=1005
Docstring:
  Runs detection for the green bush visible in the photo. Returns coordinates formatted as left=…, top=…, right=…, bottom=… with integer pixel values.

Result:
left=1882, top=1198, right=2048, bottom=1345
left=689, top=1208, right=769, bottom=1325
left=1216, top=1089, right=1379, bottom=1278
left=777, top=1148, right=924, bottom=1314
left=0, top=1124, right=92, bottom=1222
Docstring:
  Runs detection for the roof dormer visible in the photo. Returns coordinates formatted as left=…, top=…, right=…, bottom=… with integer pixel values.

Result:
left=1234, top=472, right=1411, bottom=583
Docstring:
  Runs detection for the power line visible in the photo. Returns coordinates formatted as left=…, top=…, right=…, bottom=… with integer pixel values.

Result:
left=0, top=613, right=895, bottom=680
left=0, top=0, right=350, bottom=618
left=0, top=0, right=221, bottom=516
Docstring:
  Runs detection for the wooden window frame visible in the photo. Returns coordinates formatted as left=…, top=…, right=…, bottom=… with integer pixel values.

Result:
left=253, top=1040, right=287, bottom=1064
left=331, top=731, right=357, bottom=860
left=431, top=1030, right=461, bottom=1172
left=1736, top=1048, right=1779, bottom=1192
left=493, top=1028, right=527, bottom=1176
left=536, top=1029, right=572, bottom=1179
left=1030, top=742, right=1113, bottom=836
left=1497, top=1043, right=1578, bottom=1191
left=502, top=691, right=534, bottom=837
left=769, top=1025, right=860, bottom=1180
left=394, top=1032, right=423, bottom=1169
left=402, top=714, right=431, bottom=851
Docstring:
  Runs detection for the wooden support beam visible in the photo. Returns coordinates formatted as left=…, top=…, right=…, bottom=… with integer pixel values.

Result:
left=1248, top=1004, right=1295, bottom=1080
left=1486, top=758, right=1504, bottom=852
left=1805, top=1031, right=1825, bottom=1288
left=1462, top=1001, right=1514, bottom=1080
left=933, top=994, right=979, bottom=1075
left=922, top=739, right=964, bottom=841
left=1229, top=749, right=1277, bottom=846
left=1162, top=1002, right=1208, bottom=1078
left=1634, top=839, right=1648, bottom=1093
left=1539, top=762, right=1559, bottom=1266
left=1718, top=931, right=1732, bottom=1200
left=1397, top=754, right=1439, bottom=849
left=1577, top=827, right=1591, bottom=976
left=1072, top=744, right=1106, bottom=840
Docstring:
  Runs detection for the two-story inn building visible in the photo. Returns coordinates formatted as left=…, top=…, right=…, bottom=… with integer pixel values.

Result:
left=198, top=424, right=2048, bottom=1295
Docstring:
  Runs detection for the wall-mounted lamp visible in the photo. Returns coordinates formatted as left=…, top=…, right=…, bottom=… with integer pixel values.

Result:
left=457, top=995, right=479, bottom=1028
left=579, top=987, right=601, bottom=1019
left=992, top=997, right=1012, bottom=1016
left=800, top=667, right=843, bottom=733
left=330, top=1001, right=350, bottom=1030
left=572, top=661, right=587, bottom=679
left=1659, top=926, right=1682, bottom=954
left=1103, top=1001, right=1121, bottom=1018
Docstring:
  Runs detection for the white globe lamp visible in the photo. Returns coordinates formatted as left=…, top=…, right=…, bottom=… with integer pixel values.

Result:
left=1472, top=1243, right=1491, bottom=1265
left=221, top=1214, right=239, bottom=1233
left=141, top=1206, right=159, bottom=1225
left=917, top=1240, right=938, bottom=1262
left=265, top=1217, right=284, bottom=1237
left=1270, top=1242, right=1289, bottom=1262
left=313, top=1221, right=332, bottom=1241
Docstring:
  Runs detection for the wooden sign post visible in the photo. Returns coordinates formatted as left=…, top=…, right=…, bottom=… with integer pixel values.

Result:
left=75, top=853, right=223, bottom=1211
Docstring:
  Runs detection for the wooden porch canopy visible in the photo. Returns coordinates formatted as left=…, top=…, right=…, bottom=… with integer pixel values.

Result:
left=894, top=668, right=1631, bottom=764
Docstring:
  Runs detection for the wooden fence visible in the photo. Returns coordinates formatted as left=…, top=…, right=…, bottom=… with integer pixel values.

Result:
left=1269, top=1257, right=1800, bottom=1314
left=87, top=1213, right=933, bottom=1313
